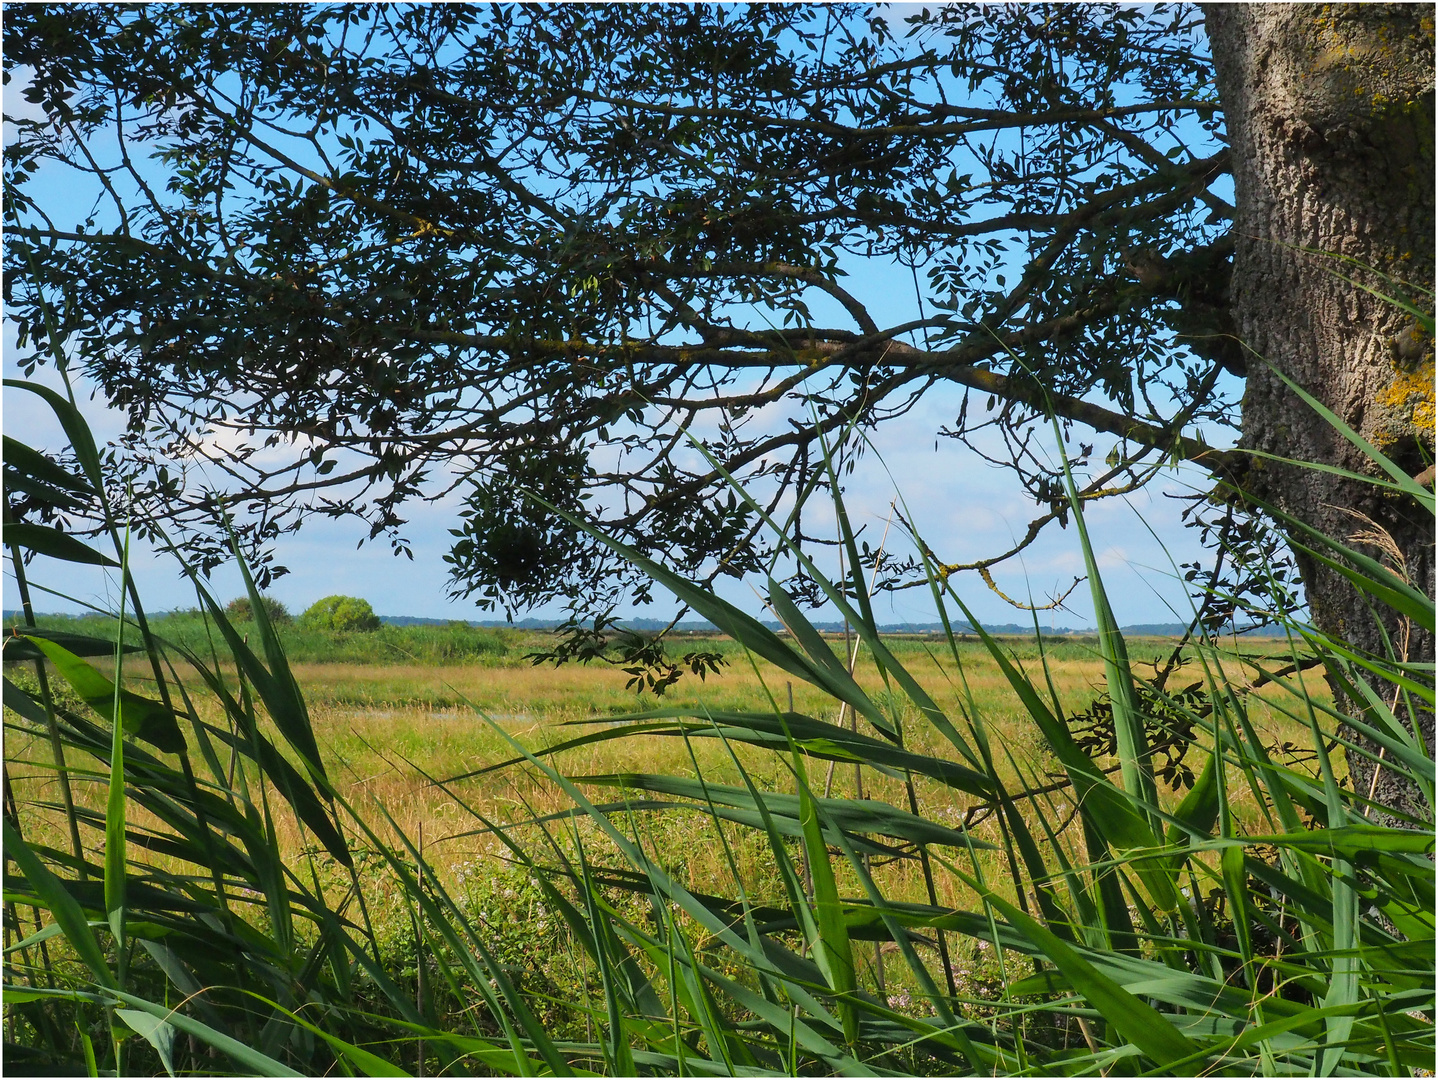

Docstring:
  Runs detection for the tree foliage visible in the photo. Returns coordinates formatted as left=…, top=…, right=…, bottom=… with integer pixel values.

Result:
left=224, top=593, right=292, bottom=625
left=298, top=594, right=381, bottom=633
left=4, top=3, right=1240, bottom=624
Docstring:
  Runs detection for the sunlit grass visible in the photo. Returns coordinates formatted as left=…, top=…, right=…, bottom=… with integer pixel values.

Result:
left=6, top=629, right=1329, bottom=927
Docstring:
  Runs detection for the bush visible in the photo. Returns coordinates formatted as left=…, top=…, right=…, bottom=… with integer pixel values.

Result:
left=298, top=594, right=382, bottom=632
left=224, top=594, right=292, bottom=624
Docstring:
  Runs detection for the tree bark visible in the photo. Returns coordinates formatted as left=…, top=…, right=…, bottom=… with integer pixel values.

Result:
left=1204, top=4, right=1434, bottom=818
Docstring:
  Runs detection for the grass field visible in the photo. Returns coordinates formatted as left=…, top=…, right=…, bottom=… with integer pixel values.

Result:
left=5, top=617, right=1326, bottom=922
left=5, top=571, right=1421, bottom=1075
left=7, top=301, right=1427, bottom=1075
left=5, top=617, right=1326, bottom=1034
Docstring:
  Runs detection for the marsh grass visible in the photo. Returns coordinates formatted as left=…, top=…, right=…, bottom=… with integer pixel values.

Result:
left=7, top=631, right=1324, bottom=911
left=5, top=624, right=1346, bottom=1069
left=4, top=354, right=1430, bottom=1075
left=4, top=560, right=1407, bottom=1076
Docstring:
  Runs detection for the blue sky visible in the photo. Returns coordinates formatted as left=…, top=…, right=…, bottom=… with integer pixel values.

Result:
left=5, top=329, right=1228, bottom=629
left=3, top=19, right=1235, bottom=631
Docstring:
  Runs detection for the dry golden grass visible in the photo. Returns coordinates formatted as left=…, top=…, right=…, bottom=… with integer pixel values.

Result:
left=5, top=634, right=1329, bottom=921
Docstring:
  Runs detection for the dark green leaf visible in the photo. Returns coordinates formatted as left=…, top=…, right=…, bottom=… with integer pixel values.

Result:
left=5, top=523, right=119, bottom=567
left=26, top=635, right=186, bottom=755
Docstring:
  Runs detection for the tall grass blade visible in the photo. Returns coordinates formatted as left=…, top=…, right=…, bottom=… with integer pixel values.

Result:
left=942, top=590, right=1181, bottom=913
left=190, top=584, right=331, bottom=784
left=531, top=492, right=902, bottom=741
left=104, top=528, right=131, bottom=1010
left=23, top=636, right=186, bottom=756
left=5, top=523, right=120, bottom=567
left=106, top=988, right=304, bottom=1077
left=1059, top=458, right=1160, bottom=822
left=3, top=432, right=96, bottom=506
left=792, top=749, right=858, bottom=1046
left=1258, top=356, right=1435, bottom=504
left=977, top=877, right=1207, bottom=1072
left=573, top=825, right=637, bottom=1076
left=1, top=821, right=114, bottom=990
left=456, top=710, right=994, bottom=796
left=114, top=1009, right=176, bottom=1077
left=3, top=380, right=107, bottom=494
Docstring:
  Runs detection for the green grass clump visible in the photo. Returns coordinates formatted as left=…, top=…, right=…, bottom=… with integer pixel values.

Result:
left=299, top=594, right=383, bottom=632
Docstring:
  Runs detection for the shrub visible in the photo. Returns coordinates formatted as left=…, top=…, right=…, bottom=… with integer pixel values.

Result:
left=298, top=594, right=382, bottom=632
left=224, top=594, right=292, bottom=624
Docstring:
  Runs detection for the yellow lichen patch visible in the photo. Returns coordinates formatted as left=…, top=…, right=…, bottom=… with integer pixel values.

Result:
left=1376, top=355, right=1436, bottom=441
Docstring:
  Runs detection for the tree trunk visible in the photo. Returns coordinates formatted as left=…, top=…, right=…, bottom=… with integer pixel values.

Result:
left=1204, top=4, right=1434, bottom=819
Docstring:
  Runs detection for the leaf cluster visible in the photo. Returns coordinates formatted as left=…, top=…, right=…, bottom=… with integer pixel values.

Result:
left=4, top=3, right=1239, bottom=624
left=297, top=594, right=381, bottom=633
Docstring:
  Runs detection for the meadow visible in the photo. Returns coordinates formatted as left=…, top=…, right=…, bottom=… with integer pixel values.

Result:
left=5, top=616, right=1330, bottom=1012
left=4, top=393, right=1428, bottom=1075
left=7, top=616, right=1322, bottom=881
left=282, top=627, right=1326, bottom=910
